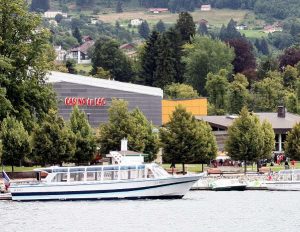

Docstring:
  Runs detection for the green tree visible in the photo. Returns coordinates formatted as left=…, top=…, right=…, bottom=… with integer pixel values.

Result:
left=155, top=20, right=166, bottom=33
left=98, top=99, right=158, bottom=161
left=116, top=1, right=123, bottom=13
left=153, top=33, right=177, bottom=88
left=160, top=105, right=217, bottom=174
left=165, top=27, right=185, bottom=83
left=138, top=21, right=150, bottom=39
left=66, top=59, right=77, bottom=74
left=0, top=0, right=57, bottom=131
left=227, top=73, right=249, bottom=114
left=285, top=123, right=300, bottom=160
left=225, top=107, right=265, bottom=173
left=32, top=109, right=76, bottom=166
left=282, top=65, right=299, bottom=89
left=197, top=22, right=208, bottom=35
left=30, top=0, right=50, bottom=12
left=72, top=27, right=82, bottom=44
left=55, top=13, right=64, bottom=23
left=164, top=83, right=199, bottom=99
left=183, top=36, right=235, bottom=95
left=0, top=116, right=31, bottom=172
left=139, top=31, right=160, bottom=86
left=205, top=69, right=229, bottom=112
left=260, top=120, right=275, bottom=160
left=251, top=71, right=286, bottom=112
left=91, top=37, right=134, bottom=82
left=175, top=12, right=195, bottom=43
left=69, top=106, right=96, bottom=164
left=130, top=109, right=159, bottom=162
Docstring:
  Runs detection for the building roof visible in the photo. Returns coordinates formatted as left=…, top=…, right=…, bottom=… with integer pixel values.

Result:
left=196, top=112, right=300, bottom=132
left=46, top=71, right=163, bottom=97
left=70, top=40, right=94, bottom=55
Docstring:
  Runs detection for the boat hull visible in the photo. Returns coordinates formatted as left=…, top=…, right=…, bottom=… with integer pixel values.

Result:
left=212, top=185, right=247, bottom=191
left=263, top=181, right=300, bottom=191
left=10, top=175, right=200, bottom=201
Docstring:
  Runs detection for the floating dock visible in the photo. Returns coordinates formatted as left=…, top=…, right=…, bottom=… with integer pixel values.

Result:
left=0, top=193, right=12, bottom=200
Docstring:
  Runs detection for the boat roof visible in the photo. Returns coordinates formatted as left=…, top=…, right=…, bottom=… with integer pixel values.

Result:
left=34, top=164, right=154, bottom=173
left=278, top=169, right=300, bottom=175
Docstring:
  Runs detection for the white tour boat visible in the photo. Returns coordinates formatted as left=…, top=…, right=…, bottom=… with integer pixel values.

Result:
left=9, top=164, right=201, bottom=201
left=262, top=169, right=300, bottom=191
left=209, top=178, right=247, bottom=191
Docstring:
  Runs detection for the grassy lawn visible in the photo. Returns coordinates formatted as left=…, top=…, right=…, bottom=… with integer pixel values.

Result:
left=97, top=9, right=249, bottom=27
left=76, top=64, right=93, bottom=74
left=2, top=166, right=41, bottom=172
left=162, top=162, right=300, bottom=173
left=242, top=29, right=266, bottom=38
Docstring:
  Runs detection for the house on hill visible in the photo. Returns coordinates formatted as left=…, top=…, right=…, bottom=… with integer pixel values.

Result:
left=44, top=11, right=67, bottom=18
left=263, top=24, right=283, bottom=33
left=200, top=5, right=211, bottom=11
left=236, top=24, right=248, bottom=30
left=149, top=8, right=168, bottom=14
left=65, top=36, right=94, bottom=64
left=130, top=18, right=143, bottom=26
left=119, top=43, right=138, bottom=58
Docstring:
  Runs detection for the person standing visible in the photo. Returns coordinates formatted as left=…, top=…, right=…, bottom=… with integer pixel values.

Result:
left=291, top=160, right=296, bottom=169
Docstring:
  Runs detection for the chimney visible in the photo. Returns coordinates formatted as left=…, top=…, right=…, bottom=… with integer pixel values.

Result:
left=277, top=106, right=285, bottom=118
left=121, top=138, right=128, bottom=151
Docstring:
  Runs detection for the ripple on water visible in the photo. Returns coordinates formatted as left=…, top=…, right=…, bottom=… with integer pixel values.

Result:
left=1, top=191, right=300, bottom=232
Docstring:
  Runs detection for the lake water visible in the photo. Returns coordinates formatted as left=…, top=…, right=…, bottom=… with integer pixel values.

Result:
left=1, top=191, right=300, bottom=232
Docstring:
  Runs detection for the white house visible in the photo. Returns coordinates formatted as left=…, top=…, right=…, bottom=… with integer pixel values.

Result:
left=130, top=18, right=143, bottom=26
left=54, top=46, right=67, bottom=62
left=44, top=11, right=68, bottom=18
left=65, top=37, right=94, bottom=64
left=200, top=4, right=211, bottom=11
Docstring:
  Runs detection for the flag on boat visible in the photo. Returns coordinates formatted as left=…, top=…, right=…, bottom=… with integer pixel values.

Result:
left=2, top=170, right=10, bottom=190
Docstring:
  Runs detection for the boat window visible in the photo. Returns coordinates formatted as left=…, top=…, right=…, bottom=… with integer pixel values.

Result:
left=103, top=166, right=119, bottom=171
left=146, top=168, right=154, bottom=178
left=87, top=166, right=102, bottom=172
left=70, top=168, right=85, bottom=173
left=69, top=172, right=84, bottom=182
left=103, top=169, right=118, bottom=181
left=51, top=173, right=68, bottom=182
left=86, top=172, right=97, bottom=181
left=53, top=168, right=68, bottom=173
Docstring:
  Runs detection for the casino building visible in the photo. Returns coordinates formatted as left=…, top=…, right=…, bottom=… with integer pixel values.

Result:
left=46, top=71, right=163, bottom=127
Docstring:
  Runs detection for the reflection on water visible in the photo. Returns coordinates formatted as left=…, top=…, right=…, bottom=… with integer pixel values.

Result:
left=1, top=191, right=300, bottom=232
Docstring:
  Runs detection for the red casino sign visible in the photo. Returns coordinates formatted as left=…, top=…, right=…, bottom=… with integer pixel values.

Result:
left=64, top=97, right=106, bottom=107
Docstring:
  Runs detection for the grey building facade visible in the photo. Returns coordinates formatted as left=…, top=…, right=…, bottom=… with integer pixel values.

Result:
left=47, top=72, right=163, bottom=127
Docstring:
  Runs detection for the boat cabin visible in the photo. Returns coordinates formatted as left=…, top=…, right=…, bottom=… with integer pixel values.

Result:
left=276, top=169, right=300, bottom=181
left=35, top=164, right=170, bottom=183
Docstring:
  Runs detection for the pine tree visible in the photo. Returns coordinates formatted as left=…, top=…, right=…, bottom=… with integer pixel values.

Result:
left=155, top=20, right=166, bottom=33
left=197, top=22, right=208, bottom=35
left=30, top=0, right=50, bottom=12
left=72, top=27, right=82, bottom=44
left=260, top=38, right=269, bottom=55
left=139, top=31, right=160, bottom=86
left=153, top=34, right=177, bottom=88
left=138, top=21, right=150, bottom=39
left=175, top=12, right=195, bottom=43
left=116, top=1, right=123, bottom=13
left=165, top=27, right=184, bottom=83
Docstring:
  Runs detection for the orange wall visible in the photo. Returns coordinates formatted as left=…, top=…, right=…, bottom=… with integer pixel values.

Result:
left=162, top=98, right=208, bottom=124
